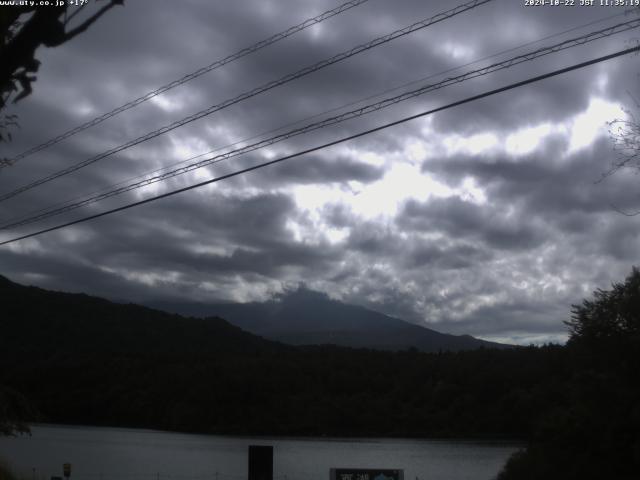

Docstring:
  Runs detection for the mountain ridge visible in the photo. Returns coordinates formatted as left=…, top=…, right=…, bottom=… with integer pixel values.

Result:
left=0, top=274, right=509, bottom=352
left=0, top=274, right=281, bottom=356
left=150, top=286, right=510, bottom=352
left=0, top=272, right=553, bottom=439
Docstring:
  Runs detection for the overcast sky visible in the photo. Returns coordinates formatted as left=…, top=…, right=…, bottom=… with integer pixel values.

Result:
left=1, top=0, right=639, bottom=344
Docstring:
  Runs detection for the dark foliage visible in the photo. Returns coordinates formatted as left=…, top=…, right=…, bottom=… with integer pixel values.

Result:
left=0, top=1, right=123, bottom=106
left=0, top=274, right=561, bottom=438
left=0, top=385, right=37, bottom=436
left=566, top=266, right=640, bottom=343
left=0, top=2, right=123, bottom=166
left=3, top=269, right=639, bottom=479
left=0, top=458, right=17, bottom=480
left=499, top=267, right=640, bottom=480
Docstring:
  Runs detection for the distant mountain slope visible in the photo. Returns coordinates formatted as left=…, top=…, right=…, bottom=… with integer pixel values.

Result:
left=0, top=273, right=556, bottom=439
left=152, top=288, right=510, bottom=352
left=0, top=274, right=279, bottom=356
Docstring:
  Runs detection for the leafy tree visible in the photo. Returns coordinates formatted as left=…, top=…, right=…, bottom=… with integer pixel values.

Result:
left=566, top=266, right=640, bottom=343
left=0, top=386, right=37, bottom=436
left=0, top=0, right=124, bottom=165
left=603, top=4, right=640, bottom=216
left=605, top=100, right=640, bottom=216
left=0, top=458, right=18, bottom=480
left=0, top=3, right=124, bottom=430
left=499, top=267, right=640, bottom=480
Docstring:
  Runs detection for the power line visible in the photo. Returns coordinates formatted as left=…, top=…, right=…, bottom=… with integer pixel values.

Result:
left=3, top=17, right=638, bottom=231
left=2, top=9, right=623, bottom=231
left=5, top=7, right=626, bottom=229
left=0, top=0, right=494, bottom=203
left=1, top=44, right=637, bottom=247
left=7, top=5, right=631, bottom=228
left=1, top=0, right=373, bottom=167
left=3, top=17, right=636, bottom=229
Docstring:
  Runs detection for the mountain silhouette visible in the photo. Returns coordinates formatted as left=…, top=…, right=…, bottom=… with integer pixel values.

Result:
left=0, top=274, right=554, bottom=439
left=152, top=286, right=509, bottom=352
left=0, top=274, right=279, bottom=356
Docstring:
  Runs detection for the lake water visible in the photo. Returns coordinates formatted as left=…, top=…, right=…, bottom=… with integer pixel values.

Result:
left=0, top=425, right=521, bottom=480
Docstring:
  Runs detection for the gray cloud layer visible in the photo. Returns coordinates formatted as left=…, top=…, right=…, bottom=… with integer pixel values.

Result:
left=2, top=0, right=640, bottom=344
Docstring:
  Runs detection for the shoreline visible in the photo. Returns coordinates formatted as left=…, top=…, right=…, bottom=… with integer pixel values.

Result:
left=14, top=423, right=527, bottom=445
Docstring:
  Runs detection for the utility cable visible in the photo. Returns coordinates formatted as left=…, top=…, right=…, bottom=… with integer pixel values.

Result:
left=1, top=0, right=373, bottom=167
left=0, top=0, right=494, bottom=202
left=1, top=44, right=637, bottom=247
left=5, top=6, right=626, bottom=228
left=2, top=17, right=637, bottom=231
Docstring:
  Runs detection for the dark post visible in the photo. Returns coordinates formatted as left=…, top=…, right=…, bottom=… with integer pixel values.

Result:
left=248, top=445, right=273, bottom=480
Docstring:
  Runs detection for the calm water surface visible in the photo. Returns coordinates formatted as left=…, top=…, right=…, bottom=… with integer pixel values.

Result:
left=0, top=425, right=521, bottom=480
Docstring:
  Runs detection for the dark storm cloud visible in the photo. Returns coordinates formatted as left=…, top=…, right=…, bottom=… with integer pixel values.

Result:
left=67, top=191, right=337, bottom=271
left=250, top=153, right=384, bottom=186
left=2, top=0, right=640, bottom=343
left=424, top=137, right=640, bottom=231
left=344, top=220, right=402, bottom=256
left=402, top=242, right=493, bottom=271
left=323, top=203, right=354, bottom=228
left=397, top=196, right=548, bottom=251
left=0, top=189, right=342, bottom=302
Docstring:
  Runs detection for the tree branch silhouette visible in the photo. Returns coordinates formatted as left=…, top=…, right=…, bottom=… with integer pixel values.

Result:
left=0, top=1, right=124, bottom=166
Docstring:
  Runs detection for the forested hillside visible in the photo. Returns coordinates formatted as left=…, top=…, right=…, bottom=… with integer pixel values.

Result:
left=1, top=270, right=638, bottom=479
left=1, top=274, right=557, bottom=437
left=152, top=287, right=508, bottom=352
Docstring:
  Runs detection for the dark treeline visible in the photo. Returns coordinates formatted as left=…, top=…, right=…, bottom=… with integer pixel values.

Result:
left=0, top=270, right=638, bottom=478
left=498, top=267, right=640, bottom=480
left=0, top=274, right=565, bottom=438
